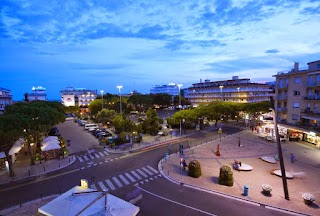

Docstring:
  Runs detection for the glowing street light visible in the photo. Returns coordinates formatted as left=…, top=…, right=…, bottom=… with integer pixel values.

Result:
left=100, top=90, right=104, bottom=110
left=237, top=87, right=240, bottom=101
left=177, top=84, right=183, bottom=136
left=117, top=86, right=123, bottom=119
left=219, top=85, right=224, bottom=101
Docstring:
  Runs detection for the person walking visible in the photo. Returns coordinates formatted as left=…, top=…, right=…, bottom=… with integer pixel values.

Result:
left=290, top=153, right=295, bottom=163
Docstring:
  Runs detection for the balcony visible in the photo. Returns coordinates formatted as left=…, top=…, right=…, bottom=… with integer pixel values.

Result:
left=307, top=81, right=320, bottom=87
left=277, top=107, right=287, bottom=112
left=277, top=95, right=287, bottom=100
left=304, top=95, right=320, bottom=100
left=277, top=84, right=288, bottom=89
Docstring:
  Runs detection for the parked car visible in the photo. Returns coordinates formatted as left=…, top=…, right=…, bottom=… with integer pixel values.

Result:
left=84, top=123, right=96, bottom=130
left=79, top=120, right=87, bottom=126
left=88, top=126, right=98, bottom=132
left=48, top=127, right=59, bottom=136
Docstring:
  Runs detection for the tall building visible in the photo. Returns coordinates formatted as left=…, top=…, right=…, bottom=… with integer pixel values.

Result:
left=273, top=60, right=320, bottom=147
left=0, top=87, right=12, bottom=113
left=27, top=86, right=47, bottom=101
left=150, top=83, right=180, bottom=96
left=60, top=87, right=97, bottom=107
left=185, top=76, right=274, bottom=107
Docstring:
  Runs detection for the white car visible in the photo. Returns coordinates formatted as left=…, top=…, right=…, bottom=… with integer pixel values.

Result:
left=88, top=126, right=98, bottom=132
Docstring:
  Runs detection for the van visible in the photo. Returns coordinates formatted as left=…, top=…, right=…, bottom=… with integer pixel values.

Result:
left=84, top=123, right=96, bottom=130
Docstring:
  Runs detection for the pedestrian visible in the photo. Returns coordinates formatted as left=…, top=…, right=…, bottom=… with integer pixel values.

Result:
left=290, top=153, right=295, bottom=163
left=182, top=160, right=187, bottom=170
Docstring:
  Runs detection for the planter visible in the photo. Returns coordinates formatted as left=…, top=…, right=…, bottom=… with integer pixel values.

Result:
left=304, top=199, right=313, bottom=205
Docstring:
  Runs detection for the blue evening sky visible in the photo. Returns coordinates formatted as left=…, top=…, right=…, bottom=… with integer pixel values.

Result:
left=1, top=0, right=320, bottom=100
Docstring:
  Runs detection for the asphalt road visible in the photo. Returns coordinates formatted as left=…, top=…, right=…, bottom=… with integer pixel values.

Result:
left=0, top=121, right=294, bottom=215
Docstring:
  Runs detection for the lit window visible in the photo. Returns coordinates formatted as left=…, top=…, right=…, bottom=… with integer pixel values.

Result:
left=292, top=114, right=299, bottom=120
left=293, top=102, right=299, bottom=108
left=293, top=90, right=300, bottom=96
left=294, top=77, right=301, bottom=84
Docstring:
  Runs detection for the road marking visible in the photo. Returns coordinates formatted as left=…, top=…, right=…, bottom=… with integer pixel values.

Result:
left=110, top=159, right=113, bottom=162
left=93, top=163, right=97, bottom=166
left=99, top=152, right=104, bottom=157
left=103, top=151, right=109, bottom=156
left=137, top=169, right=148, bottom=178
left=115, top=158, right=119, bottom=160
left=84, top=156, right=89, bottom=161
left=131, top=170, right=142, bottom=180
left=105, top=179, right=116, bottom=191
left=112, top=176, right=123, bottom=188
left=136, top=186, right=217, bottom=216
left=145, top=179, right=149, bottom=183
left=147, top=165, right=159, bottom=174
left=149, top=177, right=153, bottom=181
left=119, top=174, right=130, bottom=185
left=140, top=181, right=144, bottom=184
left=87, top=166, right=91, bottom=168
left=77, top=157, right=84, bottom=162
left=125, top=173, right=136, bottom=183
left=89, top=154, right=95, bottom=160
left=98, top=181, right=108, bottom=191
left=142, top=167, right=153, bottom=176
left=94, top=153, right=100, bottom=158
left=105, top=160, right=108, bottom=163
left=99, top=162, right=103, bottom=165
left=81, top=167, right=85, bottom=170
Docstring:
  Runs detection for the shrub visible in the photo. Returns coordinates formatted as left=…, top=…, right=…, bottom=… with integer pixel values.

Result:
left=218, top=165, right=234, bottom=186
left=188, top=160, right=202, bottom=178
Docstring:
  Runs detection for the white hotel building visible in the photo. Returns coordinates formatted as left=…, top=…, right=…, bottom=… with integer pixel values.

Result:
left=185, top=76, right=274, bottom=107
left=0, top=87, right=12, bottom=113
left=61, top=87, right=97, bottom=107
left=150, top=83, right=180, bottom=96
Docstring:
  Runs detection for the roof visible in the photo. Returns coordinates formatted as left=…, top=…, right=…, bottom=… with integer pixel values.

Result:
left=38, top=186, right=140, bottom=216
left=0, top=87, right=11, bottom=92
left=307, top=60, right=320, bottom=64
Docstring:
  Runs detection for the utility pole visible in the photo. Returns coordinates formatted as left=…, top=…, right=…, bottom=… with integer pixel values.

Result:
left=270, top=97, right=289, bottom=200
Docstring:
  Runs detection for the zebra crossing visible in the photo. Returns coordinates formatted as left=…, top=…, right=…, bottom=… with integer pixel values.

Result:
left=77, top=150, right=110, bottom=162
left=91, top=165, right=161, bottom=192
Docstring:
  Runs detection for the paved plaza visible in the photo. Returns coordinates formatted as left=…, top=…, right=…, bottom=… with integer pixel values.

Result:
left=160, top=130, right=320, bottom=215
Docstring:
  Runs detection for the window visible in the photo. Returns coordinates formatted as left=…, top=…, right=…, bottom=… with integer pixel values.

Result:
left=294, top=77, right=301, bottom=84
left=307, top=103, right=310, bottom=108
left=293, top=102, right=299, bottom=108
left=317, top=74, right=320, bottom=82
left=315, top=103, right=318, bottom=110
left=293, top=90, right=300, bottom=96
left=317, top=63, right=320, bottom=69
left=292, top=114, right=299, bottom=120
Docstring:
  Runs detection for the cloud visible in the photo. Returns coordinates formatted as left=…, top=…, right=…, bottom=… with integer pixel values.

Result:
left=265, top=49, right=280, bottom=54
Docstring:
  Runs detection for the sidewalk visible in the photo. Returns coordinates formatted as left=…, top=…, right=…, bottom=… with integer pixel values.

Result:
left=159, top=130, right=320, bottom=215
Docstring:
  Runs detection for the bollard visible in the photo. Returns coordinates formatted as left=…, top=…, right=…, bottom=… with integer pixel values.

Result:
left=28, top=170, right=31, bottom=176
left=43, top=166, right=45, bottom=172
left=243, top=185, right=249, bottom=196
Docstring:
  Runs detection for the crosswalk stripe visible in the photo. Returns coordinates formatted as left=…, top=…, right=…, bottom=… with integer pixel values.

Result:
left=98, top=181, right=108, bottom=191
left=105, top=179, right=116, bottom=191
left=137, top=169, right=148, bottom=178
left=149, top=177, right=153, bottom=181
left=119, top=174, right=130, bottom=185
left=130, top=171, right=142, bottom=180
left=125, top=173, right=136, bottom=183
left=94, top=153, right=100, bottom=158
left=77, top=157, right=84, bottom=162
left=112, top=176, right=123, bottom=188
left=99, top=152, right=104, bottom=157
left=103, top=151, right=109, bottom=156
left=89, top=154, right=95, bottom=160
left=147, top=165, right=159, bottom=174
left=99, top=162, right=103, bottom=165
left=142, top=167, right=153, bottom=176
left=84, top=156, right=89, bottom=161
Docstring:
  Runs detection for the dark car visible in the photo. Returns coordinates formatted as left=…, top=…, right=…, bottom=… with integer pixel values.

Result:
left=48, top=127, right=59, bottom=136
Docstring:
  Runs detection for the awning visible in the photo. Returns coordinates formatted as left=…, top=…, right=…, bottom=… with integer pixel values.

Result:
left=43, top=136, right=58, bottom=142
left=301, top=115, right=320, bottom=121
left=8, top=138, right=24, bottom=155
left=41, top=143, right=61, bottom=151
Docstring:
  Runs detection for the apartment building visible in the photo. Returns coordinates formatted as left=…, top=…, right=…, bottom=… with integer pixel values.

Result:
left=0, top=87, right=12, bottom=113
left=274, top=60, right=320, bottom=146
left=150, top=83, right=181, bottom=96
left=185, top=76, right=274, bottom=107
left=27, top=86, right=47, bottom=101
left=60, top=86, right=97, bottom=109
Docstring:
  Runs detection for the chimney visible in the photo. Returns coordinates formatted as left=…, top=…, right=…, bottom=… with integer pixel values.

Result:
left=294, top=62, right=299, bottom=72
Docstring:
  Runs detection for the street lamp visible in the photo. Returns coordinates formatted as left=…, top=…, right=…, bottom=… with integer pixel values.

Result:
left=177, top=84, right=182, bottom=136
left=237, top=87, right=240, bottom=102
left=219, top=85, right=224, bottom=101
left=100, top=90, right=104, bottom=110
left=116, top=86, right=123, bottom=119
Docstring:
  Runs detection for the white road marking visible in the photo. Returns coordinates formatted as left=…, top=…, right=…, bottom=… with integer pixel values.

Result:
left=80, top=167, right=85, bottom=170
left=98, top=181, right=108, bottom=191
left=89, top=154, right=95, bottom=160
left=147, top=165, right=159, bottom=174
left=137, top=169, right=148, bottom=178
left=110, top=159, right=113, bottom=162
left=99, top=162, right=103, bottom=165
left=125, top=173, right=136, bottom=183
left=105, top=179, right=116, bottom=191
left=99, top=152, right=104, bottom=157
left=112, top=176, right=123, bottom=188
left=149, top=177, right=153, bottom=181
left=137, top=186, right=217, bottom=216
left=131, top=171, right=142, bottom=180
left=103, top=151, right=109, bottom=156
left=115, top=158, right=119, bottom=160
left=77, top=157, right=84, bottom=162
left=84, top=156, right=89, bottom=161
left=119, top=174, right=130, bottom=185
left=94, top=153, right=100, bottom=158
left=142, top=167, right=153, bottom=176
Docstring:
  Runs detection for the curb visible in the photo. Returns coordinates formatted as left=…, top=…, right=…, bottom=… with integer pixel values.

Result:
left=0, top=155, right=77, bottom=186
left=157, top=158, right=310, bottom=216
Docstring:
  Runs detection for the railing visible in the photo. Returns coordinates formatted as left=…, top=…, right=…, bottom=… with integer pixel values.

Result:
left=304, top=95, right=320, bottom=100
left=277, top=107, right=287, bottom=112
left=277, top=84, right=288, bottom=89
left=277, top=95, right=287, bottom=100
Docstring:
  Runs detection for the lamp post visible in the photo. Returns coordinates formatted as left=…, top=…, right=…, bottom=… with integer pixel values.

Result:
left=116, top=86, right=123, bottom=119
left=219, top=85, right=224, bottom=101
left=100, top=90, right=104, bottom=110
left=237, top=87, right=240, bottom=102
left=177, top=84, right=182, bottom=136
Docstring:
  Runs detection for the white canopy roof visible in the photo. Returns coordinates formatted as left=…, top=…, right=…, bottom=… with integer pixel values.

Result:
left=41, top=137, right=61, bottom=151
left=38, top=186, right=140, bottom=216
left=43, top=136, right=59, bottom=142
left=0, top=138, right=25, bottom=158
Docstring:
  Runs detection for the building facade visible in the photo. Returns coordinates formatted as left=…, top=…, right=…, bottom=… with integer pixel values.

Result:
left=0, top=87, right=12, bottom=113
left=27, top=86, right=47, bottom=101
left=61, top=87, right=97, bottom=108
left=274, top=60, right=320, bottom=147
left=185, top=76, right=274, bottom=107
left=150, top=83, right=180, bottom=96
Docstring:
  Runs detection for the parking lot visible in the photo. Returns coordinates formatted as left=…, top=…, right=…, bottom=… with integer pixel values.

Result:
left=56, top=120, right=100, bottom=154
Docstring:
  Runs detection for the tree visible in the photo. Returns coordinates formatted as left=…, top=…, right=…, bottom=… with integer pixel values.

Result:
left=65, top=106, right=80, bottom=114
left=151, top=94, right=172, bottom=107
left=96, top=109, right=117, bottom=125
left=88, top=99, right=103, bottom=116
left=127, top=94, right=153, bottom=113
left=142, top=108, right=162, bottom=135
left=112, top=115, right=135, bottom=133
